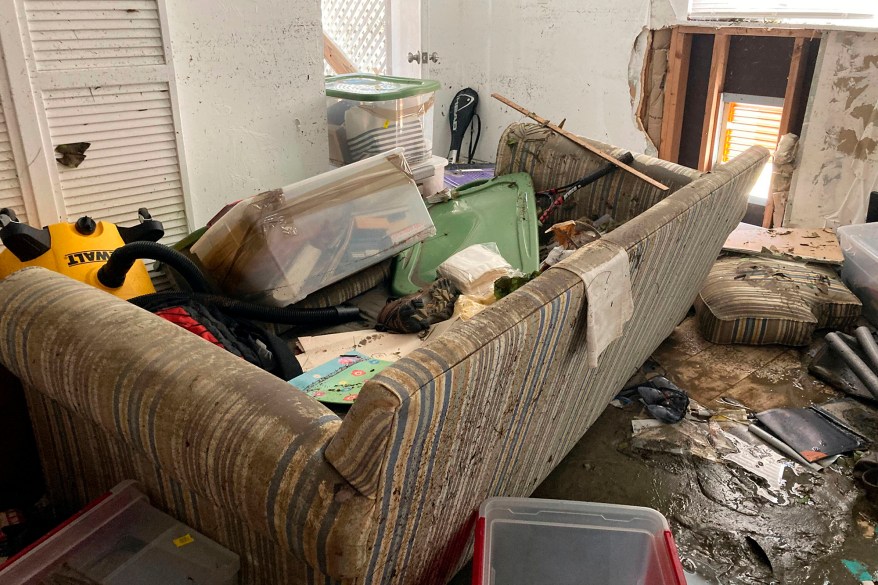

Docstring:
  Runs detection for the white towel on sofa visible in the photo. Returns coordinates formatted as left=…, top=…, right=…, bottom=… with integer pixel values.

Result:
left=553, top=240, right=634, bottom=368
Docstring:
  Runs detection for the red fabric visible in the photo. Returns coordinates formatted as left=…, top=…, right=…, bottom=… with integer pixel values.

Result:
left=155, top=306, right=225, bottom=349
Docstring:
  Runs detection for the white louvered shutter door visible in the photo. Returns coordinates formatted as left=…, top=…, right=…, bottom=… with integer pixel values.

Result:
left=0, top=94, right=29, bottom=225
left=19, top=0, right=190, bottom=286
left=0, top=47, right=33, bottom=227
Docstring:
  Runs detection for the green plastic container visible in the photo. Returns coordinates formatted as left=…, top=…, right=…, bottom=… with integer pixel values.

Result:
left=325, top=74, right=440, bottom=167
left=325, top=74, right=440, bottom=101
left=391, top=173, right=540, bottom=296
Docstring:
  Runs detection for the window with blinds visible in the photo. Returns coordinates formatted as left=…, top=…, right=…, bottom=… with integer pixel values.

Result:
left=716, top=96, right=783, bottom=204
left=719, top=101, right=784, bottom=164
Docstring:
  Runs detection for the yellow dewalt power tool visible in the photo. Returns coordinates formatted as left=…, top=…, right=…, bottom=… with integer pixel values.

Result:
left=0, top=207, right=164, bottom=300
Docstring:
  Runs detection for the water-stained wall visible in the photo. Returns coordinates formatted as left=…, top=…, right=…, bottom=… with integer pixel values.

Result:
left=786, top=31, right=878, bottom=227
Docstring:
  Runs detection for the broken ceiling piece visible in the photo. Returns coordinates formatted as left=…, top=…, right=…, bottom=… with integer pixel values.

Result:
left=723, top=222, right=843, bottom=265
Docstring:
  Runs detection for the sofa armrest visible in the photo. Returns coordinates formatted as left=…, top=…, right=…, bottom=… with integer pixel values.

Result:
left=0, top=268, right=373, bottom=578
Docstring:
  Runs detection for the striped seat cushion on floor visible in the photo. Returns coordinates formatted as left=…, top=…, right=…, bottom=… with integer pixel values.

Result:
left=696, top=256, right=862, bottom=346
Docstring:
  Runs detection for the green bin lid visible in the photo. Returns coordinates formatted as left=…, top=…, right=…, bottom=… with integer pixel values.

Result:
left=325, top=74, right=440, bottom=101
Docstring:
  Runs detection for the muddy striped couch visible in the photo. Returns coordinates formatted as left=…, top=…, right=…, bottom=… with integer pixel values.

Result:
left=0, top=124, right=767, bottom=585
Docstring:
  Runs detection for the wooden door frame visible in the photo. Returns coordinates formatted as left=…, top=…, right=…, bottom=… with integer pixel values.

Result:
left=658, top=25, right=822, bottom=168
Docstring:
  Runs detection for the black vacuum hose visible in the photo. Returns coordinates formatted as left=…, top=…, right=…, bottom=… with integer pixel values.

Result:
left=100, top=241, right=361, bottom=325
left=129, top=292, right=361, bottom=325
left=98, top=240, right=214, bottom=293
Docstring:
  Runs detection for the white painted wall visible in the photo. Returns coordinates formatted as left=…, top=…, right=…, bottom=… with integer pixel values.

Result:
left=425, top=0, right=685, bottom=162
left=786, top=31, right=878, bottom=227
left=165, top=0, right=329, bottom=226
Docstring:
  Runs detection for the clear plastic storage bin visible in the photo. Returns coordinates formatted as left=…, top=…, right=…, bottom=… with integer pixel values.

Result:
left=191, top=148, right=435, bottom=306
left=838, top=223, right=878, bottom=325
left=326, top=74, right=440, bottom=168
left=473, top=498, right=686, bottom=585
left=412, top=155, right=448, bottom=198
left=0, top=481, right=239, bottom=585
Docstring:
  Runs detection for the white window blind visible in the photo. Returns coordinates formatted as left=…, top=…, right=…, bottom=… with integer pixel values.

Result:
left=689, top=0, right=875, bottom=19
left=717, top=98, right=783, bottom=204
left=720, top=101, right=783, bottom=163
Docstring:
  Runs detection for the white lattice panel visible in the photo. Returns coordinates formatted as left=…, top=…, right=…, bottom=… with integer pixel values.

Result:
left=322, top=0, right=387, bottom=74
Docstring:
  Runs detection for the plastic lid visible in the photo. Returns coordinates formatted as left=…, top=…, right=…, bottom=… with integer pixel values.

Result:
left=325, top=74, right=440, bottom=101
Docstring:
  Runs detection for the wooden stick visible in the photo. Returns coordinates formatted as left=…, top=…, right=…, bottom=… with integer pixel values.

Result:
left=323, top=33, right=356, bottom=75
left=491, top=93, right=670, bottom=192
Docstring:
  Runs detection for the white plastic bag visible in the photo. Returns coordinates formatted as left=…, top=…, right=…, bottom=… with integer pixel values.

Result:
left=438, top=243, right=516, bottom=298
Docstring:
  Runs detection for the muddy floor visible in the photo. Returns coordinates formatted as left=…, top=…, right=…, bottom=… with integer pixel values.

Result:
left=450, top=316, right=878, bottom=584
left=533, top=406, right=876, bottom=584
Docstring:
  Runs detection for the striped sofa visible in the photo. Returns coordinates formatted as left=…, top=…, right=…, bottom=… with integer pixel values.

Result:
left=0, top=124, right=767, bottom=585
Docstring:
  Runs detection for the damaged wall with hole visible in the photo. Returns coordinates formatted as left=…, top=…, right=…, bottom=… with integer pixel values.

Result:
left=165, top=0, right=329, bottom=226
left=427, top=0, right=688, bottom=162
left=786, top=31, right=878, bottom=228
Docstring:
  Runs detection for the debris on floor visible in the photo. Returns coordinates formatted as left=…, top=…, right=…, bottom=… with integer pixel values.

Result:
left=619, top=375, right=690, bottom=423
left=536, top=314, right=878, bottom=584
left=722, top=222, right=843, bottom=265
left=755, top=406, right=867, bottom=462
left=810, top=332, right=878, bottom=401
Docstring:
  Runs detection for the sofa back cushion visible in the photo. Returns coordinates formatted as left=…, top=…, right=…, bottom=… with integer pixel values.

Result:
left=0, top=268, right=376, bottom=579
left=494, top=123, right=701, bottom=225
left=324, top=145, right=769, bottom=584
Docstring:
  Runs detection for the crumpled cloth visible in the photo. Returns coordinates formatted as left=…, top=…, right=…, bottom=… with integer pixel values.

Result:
left=552, top=240, right=634, bottom=368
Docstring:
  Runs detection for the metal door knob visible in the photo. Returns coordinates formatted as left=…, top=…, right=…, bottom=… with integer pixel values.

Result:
left=407, top=51, right=440, bottom=64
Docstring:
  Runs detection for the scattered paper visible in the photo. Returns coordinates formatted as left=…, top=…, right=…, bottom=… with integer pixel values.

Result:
left=720, top=429, right=786, bottom=494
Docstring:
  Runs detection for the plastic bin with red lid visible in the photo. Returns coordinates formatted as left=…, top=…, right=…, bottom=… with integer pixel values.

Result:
left=0, top=480, right=239, bottom=585
left=473, top=497, right=687, bottom=585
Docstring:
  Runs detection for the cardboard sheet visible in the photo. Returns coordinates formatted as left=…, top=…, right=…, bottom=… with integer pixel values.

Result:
left=296, top=319, right=458, bottom=371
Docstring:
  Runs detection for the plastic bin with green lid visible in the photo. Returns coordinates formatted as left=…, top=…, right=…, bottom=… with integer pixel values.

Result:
left=326, top=74, right=440, bottom=167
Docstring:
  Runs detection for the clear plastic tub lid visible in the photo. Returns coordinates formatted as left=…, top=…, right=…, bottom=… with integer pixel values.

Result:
left=325, top=74, right=440, bottom=101
left=838, top=223, right=878, bottom=259
left=474, top=498, right=687, bottom=585
left=0, top=481, right=240, bottom=585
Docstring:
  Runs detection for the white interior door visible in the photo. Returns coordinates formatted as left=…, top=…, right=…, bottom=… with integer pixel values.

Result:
left=387, top=0, right=422, bottom=77
left=0, top=49, right=36, bottom=225
left=321, top=0, right=425, bottom=77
